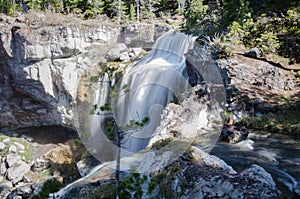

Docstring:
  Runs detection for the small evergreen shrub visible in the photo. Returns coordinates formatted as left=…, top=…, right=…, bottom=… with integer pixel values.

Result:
left=35, top=178, right=62, bottom=199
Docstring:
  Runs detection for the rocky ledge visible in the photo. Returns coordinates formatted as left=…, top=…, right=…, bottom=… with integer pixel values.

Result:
left=216, top=53, right=300, bottom=138
left=0, top=128, right=96, bottom=199
left=55, top=146, right=278, bottom=199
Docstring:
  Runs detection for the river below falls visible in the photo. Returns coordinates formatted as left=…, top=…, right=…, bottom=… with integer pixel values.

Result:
left=211, top=130, right=300, bottom=197
left=7, top=126, right=299, bottom=197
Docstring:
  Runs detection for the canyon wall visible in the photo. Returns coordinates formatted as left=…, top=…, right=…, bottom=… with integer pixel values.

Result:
left=0, top=13, right=170, bottom=131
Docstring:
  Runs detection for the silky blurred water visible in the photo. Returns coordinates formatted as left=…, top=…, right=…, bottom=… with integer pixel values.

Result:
left=211, top=131, right=300, bottom=197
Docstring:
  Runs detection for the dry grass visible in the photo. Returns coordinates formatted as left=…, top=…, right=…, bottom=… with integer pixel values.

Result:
left=23, top=10, right=112, bottom=28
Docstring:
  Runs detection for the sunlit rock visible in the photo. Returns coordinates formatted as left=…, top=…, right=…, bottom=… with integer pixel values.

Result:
left=6, top=154, right=21, bottom=167
left=7, top=161, right=30, bottom=184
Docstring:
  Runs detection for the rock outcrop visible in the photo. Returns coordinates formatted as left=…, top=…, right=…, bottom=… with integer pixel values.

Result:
left=216, top=54, right=298, bottom=121
left=0, top=136, right=33, bottom=198
left=0, top=131, right=88, bottom=199
left=0, top=13, right=170, bottom=131
left=55, top=146, right=279, bottom=199
left=147, top=83, right=224, bottom=151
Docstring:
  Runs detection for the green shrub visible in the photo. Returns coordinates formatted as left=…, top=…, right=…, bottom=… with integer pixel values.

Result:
left=200, top=33, right=234, bottom=58
left=100, top=103, right=111, bottom=111
left=255, top=32, right=281, bottom=53
left=75, top=182, right=117, bottom=199
left=35, top=178, right=62, bottom=199
left=119, top=173, right=148, bottom=199
left=150, top=138, right=173, bottom=150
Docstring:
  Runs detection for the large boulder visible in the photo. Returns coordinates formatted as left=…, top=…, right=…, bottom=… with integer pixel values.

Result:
left=0, top=142, right=5, bottom=151
left=105, top=43, right=128, bottom=61
left=217, top=54, right=295, bottom=91
left=186, top=164, right=278, bottom=199
left=6, top=153, right=22, bottom=167
left=7, top=161, right=31, bottom=184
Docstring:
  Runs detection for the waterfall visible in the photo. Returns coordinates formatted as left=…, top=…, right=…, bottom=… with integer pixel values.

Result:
left=80, top=31, right=196, bottom=162
left=83, top=73, right=115, bottom=162
left=52, top=31, right=217, bottom=198
left=113, top=31, right=196, bottom=154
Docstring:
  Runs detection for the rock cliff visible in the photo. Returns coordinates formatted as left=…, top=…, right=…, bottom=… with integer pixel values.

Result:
left=0, top=13, right=170, bottom=131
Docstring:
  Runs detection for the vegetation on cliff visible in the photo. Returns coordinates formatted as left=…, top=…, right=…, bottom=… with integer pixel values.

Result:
left=1, top=0, right=299, bottom=67
left=184, top=0, right=299, bottom=67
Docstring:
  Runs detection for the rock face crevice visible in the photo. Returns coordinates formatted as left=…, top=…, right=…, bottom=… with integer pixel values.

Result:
left=0, top=17, right=170, bottom=131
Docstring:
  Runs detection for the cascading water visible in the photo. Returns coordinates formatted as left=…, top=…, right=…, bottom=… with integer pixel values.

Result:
left=211, top=132, right=300, bottom=197
left=83, top=31, right=197, bottom=162
left=89, top=73, right=115, bottom=158
left=53, top=31, right=199, bottom=198
left=113, top=31, right=197, bottom=154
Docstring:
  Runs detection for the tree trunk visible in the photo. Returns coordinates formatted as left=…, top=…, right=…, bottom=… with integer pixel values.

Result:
left=117, top=0, right=121, bottom=24
left=136, top=0, right=140, bottom=22
left=116, top=128, right=121, bottom=198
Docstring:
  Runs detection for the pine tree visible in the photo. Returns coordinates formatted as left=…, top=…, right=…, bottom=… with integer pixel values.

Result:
left=83, top=0, right=104, bottom=18
left=109, top=0, right=127, bottom=23
left=26, top=0, right=42, bottom=10
left=184, top=0, right=208, bottom=33
left=220, top=0, right=252, bottom=27
left=129, top=3, right=136, bottom=20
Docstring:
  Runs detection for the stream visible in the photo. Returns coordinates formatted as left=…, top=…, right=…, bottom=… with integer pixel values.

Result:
left=211, top=130, right=300, bottom=197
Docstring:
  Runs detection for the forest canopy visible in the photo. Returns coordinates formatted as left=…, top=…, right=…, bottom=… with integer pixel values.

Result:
left=1, top=0, right=299, bottom=64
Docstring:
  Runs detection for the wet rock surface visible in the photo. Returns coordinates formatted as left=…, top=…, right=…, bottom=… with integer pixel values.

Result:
left=148, top=83, right=224, bottom=148
left=220, top=124, right=249, bottom=143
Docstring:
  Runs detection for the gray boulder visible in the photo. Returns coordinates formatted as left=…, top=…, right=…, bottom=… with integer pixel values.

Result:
left=119, top=51, right=130, bottom=61
left=6, top=154, right=22, bottom=167
left=244, top=47, right=260, bottom=58
left=183, top=164, right=278, bottom=199
left=105, top=43, right=128, bottom=61
left=0, top=162, right=7, bottom=175
left=7, top=184, right=33, bottom=199
left=32, top=157, right=50, bottom=171
left=77, top=160, right=91, bottom=177
left=14, top=142, right=25, bottom=150
left=0, top=180, right=13, bottom=199
left=8, top=145, right=17, bottom=153
left=190, top=146, right=236, bottom=174
left=2, top=138, right=11, bottom=143
left=0, top=142, right=5, bottom=151
left=7, top=161, right=30, bottom=184
left=130, top=48, right=145, bottom=58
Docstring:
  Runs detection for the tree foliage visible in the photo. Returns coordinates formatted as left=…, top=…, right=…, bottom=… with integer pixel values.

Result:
left=182, top=0, right=300, bottom=63
left=0, top=0, right=186, bottom=21
left=1, top=0, right=299, bottom=62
